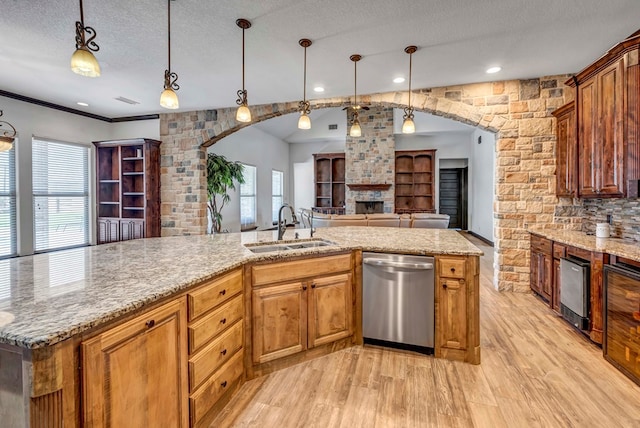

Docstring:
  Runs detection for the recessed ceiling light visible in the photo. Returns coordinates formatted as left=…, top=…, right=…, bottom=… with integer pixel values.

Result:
left=393, top=77, right=405, bottom=83
left=77, top=102, right=89, bottom=107
left=313, top=86, right=325, bottom=93
left=486, top=66, right=502, bottom=74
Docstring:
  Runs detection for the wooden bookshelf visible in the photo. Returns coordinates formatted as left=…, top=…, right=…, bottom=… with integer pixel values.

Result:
left=394, top=149, right=436, bottom=214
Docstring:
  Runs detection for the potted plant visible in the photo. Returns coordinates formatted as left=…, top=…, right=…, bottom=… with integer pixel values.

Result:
left=206, top=153, right=245, bottom=234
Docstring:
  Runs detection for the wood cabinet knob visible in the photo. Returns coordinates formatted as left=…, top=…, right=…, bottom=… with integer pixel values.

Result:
left=302, top=285, right=307, bottom=291
left=220, top=318, right=227, bottom=324
left=450, top=267, right=455, bottom=273
left=442, top=282, right=448, bottom=289
left=145, top=320, right=155, bottom=328
left=219, top=289, right=226, bottom=296
left=221, top=348, right=227, bottom=356
left=311, top=282, right=316, bottom=289
left=221, top=380, right=228, bottom=388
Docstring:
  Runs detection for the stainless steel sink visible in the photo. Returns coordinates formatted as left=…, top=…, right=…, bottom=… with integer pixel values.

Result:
left=245, top=239, right=336, bottom=253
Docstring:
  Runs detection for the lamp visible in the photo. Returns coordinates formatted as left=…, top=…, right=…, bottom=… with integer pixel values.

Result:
left=349, top=54, right=363, bottom=138
left=160, top=0, right=180, bottom=109
left=402, top=45, right=418, bottom=134
left=70, top=0, right=101, bottom=77
left=235, top=19, right=252, bottom=123
left=0, top=111, right=17, bottom=152
left=297, top=38, right=312, bottom=130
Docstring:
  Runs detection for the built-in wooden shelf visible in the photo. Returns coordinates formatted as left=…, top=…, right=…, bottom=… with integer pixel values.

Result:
left=347, top=183, right=392, bottom=191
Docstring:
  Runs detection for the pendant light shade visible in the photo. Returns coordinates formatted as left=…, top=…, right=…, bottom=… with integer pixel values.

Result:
left=0, top=111, right=17, bottom=153
left=402, top=45, right=418, bottom=134
left=160, top=0, right=180, bottom=109
left=235, top=19, right=252, bottom=123
left=297, top=38, right=312, bottom=130
left=348, top=54, right=363, bottom=138
left=71, top=0, right=100, bottom=77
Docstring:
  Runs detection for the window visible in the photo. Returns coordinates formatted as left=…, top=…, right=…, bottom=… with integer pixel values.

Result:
left=32, top=139, right=90, bottom=252
left=240, top=164, right=256, bottom=230
left=0, top=146, right=16, bottom=258
left=271, top=170, right=284, bottom=223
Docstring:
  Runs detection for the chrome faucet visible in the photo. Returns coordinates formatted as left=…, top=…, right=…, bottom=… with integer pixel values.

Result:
left=278, top=204, right=298, bottom=240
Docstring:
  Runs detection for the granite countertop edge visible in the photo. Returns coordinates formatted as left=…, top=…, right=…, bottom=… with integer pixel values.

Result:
left=528, top=228, right=640, bottom=261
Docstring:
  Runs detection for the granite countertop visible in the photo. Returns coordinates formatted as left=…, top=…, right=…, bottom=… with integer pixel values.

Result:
left=529, top=228, right=640, bottom=261
left=0, top=227, right=482, bottom=349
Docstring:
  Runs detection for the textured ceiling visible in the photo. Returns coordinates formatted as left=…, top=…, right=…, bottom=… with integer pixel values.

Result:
left=1, top=0, right=639, bottom=118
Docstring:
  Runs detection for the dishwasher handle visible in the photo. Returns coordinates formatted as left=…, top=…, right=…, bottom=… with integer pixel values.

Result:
left=363, top=258, right=434, bottom=270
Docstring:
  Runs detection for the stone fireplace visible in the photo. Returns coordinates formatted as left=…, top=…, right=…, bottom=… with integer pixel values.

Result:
left=355, top=201, right=384, bottom=214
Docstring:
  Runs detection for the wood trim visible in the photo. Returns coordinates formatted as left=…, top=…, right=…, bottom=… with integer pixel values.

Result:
left=251, top=253, right=351, bottom=286
left=346, top=183, right=392, bottom=191
left=30, top=390, right=63, bottom=428
left=466, top=231, right=494, bottom=247
left=566, top=35, right=640, bottom=86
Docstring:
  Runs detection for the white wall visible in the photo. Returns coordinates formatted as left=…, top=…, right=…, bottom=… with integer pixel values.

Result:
left=289, top=141, right=346, bottom=211
left=2, top=95, right=159, bottom=255
left=207, top=126, right=290, bottom=232
left=470, top=128, right=496, bottom=242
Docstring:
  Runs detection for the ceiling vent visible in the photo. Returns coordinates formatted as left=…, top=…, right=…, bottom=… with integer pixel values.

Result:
left=328, top=124, right=338, bottom=130
left=114, top=96, right=140, bottom=105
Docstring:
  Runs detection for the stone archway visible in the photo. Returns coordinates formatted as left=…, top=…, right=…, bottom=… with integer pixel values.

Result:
left=159, top=75, right=575, bottom=291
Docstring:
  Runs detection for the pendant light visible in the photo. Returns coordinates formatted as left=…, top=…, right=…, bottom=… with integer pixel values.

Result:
left=297, top=39, right=312, bottom=130
left=0, top=111, right=17, bottom=152
left=70, top=0, right=101, bottom=77
left=402, top=45, right=418, bottom=134
left=349, top=54, right=362, bottom=138
left=160, top=0, right=180, bottom=109
left=235, top=19, right=252, bottom=123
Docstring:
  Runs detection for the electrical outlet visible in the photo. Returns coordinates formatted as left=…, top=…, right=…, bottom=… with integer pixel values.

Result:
left=607, top=214, right=612, bottom=224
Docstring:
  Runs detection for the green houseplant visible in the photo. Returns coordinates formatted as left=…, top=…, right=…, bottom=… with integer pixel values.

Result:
left=206, top=153, right=245, bottom=234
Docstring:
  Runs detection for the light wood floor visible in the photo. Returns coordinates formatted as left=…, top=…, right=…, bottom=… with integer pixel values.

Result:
left=212, top=235, right=640, bottom=427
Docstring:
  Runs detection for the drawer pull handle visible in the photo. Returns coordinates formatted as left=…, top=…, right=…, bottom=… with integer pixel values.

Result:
left=221, top=380, right=228, bottom=388
left=302, top=285, right=307, bottom=291
left=221, top=348, right=227, bottom=356
left=145, top=320, right=155, bottom=329
left=442, top=282, right=448, bottom=289
left=311, top=282, right=316, bottom=289
left=450, top=267, right=456, bottom=273
left=220, top=318, right=227, bottom=324
left=219, top=289, right=226, bottom=296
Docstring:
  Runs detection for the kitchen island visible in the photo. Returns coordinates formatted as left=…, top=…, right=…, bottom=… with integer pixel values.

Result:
left=0, top=227, right=482, bottom=427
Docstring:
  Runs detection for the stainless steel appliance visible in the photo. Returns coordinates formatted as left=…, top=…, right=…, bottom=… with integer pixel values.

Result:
left=362, top=252, right=435, bottom=350
left=560, top=257, right=590, bottom=330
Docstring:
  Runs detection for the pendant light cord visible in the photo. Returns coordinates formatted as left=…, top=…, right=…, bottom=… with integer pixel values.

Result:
left=303, top=45, right=307, bottom=102
left=167, top=0, right=171, bottom=71
left=242, top=26, right=245, bottom=92
left=354, top=59, right=357, bottom=106
left=79, top=0, right=85, bottom=25
left=408, top=51, right=412, bottom=108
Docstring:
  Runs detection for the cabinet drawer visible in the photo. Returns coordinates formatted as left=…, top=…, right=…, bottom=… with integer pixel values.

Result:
left=438, top=258, right=465, bottom=279
left=188, top=294, right=243, bottom=354
left=530, top=234, right=552, bottom=253
left=553, top=242, right=566, bottom=259
left=252, top=253, right=351, bottom=286
left=189, top=321, right=242, bottom=392
left=567, top=246, right=591, bottom=261
left=188, top=269, right=242, bottom=321
left=190, top=350, right=244, bottom=426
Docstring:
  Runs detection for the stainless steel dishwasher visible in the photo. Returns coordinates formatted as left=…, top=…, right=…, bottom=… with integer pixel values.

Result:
left=362, top=252, right=435, bottom=351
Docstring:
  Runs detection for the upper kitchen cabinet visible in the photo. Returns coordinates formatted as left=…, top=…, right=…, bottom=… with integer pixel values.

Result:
left=552, top=101, right=577, bottom=197
left=94, top=138, right=161, bottom=244
left=567, top=33, right=640, bottom=198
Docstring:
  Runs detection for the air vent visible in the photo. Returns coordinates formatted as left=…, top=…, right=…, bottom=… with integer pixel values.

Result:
left=328, top=124, right=338, bottom=130
left=114, top=96, right=140, bottom=105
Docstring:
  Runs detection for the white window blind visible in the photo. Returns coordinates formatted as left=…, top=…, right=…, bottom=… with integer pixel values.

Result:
left=272, top=170, right=283, bottom=223
left=33, top=139, right=90, bottom=252
left=0, top=146, right=16, bottom=258
left=240, top=164, right=256, bottom=230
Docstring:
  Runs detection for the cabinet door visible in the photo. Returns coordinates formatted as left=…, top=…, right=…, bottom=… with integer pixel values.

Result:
left=252, top=282, right=307, bottom=364
left=578, top=77, right=598, bottom=197
left=82, top=299, right=188, bottom=427
left=438, top=278, right=467, bottom=351
left=554, top=103, right=576, bottom=197
left=553, top=258, right=561, bottom=313
left=98, top=218, right=119, bottom=244
left=120, top=219, right=145, bottom=240
left=541, top=253, right=553, bottom=301
left=597, top=58, right=625, bottom=197
left=308, top=273, right=353, bottom=348
left=530, top=249, right=541, bottom=295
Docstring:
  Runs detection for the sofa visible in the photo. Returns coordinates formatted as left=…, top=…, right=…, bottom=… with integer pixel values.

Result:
left=300, top=210, right=450, bottom=229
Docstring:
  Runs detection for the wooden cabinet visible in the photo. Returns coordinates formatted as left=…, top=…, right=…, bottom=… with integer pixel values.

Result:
left=394, top=149, right=436, bottom=214
left=313, top=153, right=346, bottom=214
left=250, top=254, right=354, bottom=368
left=552, top=101, right=577, bottom=197
left=94, top=138, right=161, bottom=244
left=435, top=255, right=480, bottom=364
left=568, top=35, right=640, bottom=198
left=82, top=298, right=189, bottom=427
left=530, top=234, right=552, bottom=302
left=185, top=268, right=244, bottom=428
left=552, top=242, right=566, bottom=313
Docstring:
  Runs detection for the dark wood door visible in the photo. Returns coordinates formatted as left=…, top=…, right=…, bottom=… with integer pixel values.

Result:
left=439, top=168, right=467, bottom=229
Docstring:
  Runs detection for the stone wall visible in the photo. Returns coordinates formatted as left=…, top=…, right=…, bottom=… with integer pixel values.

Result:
left=582, top=198, right=640, bottom=241
left=345, top=107, right=395, bottom=213
left=159, top=74, right=576, bottom=291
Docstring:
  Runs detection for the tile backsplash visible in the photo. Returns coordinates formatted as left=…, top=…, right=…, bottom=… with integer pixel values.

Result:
left=582, top=198, right=640, bottom=242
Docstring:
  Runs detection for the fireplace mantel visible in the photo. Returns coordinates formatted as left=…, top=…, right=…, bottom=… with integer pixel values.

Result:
left=347, top=183, right=392, bottom=191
